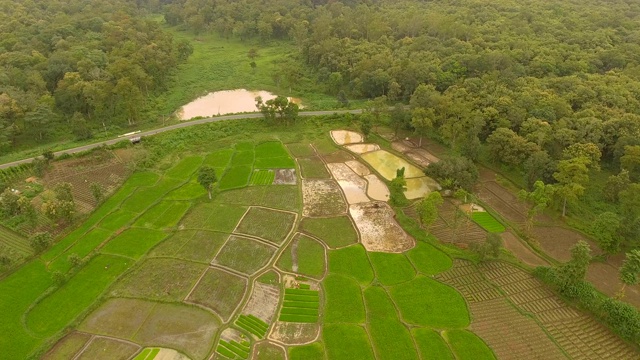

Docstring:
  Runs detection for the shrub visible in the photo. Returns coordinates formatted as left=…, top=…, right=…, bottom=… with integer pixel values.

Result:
left=30, top=232, right=52, bottom=253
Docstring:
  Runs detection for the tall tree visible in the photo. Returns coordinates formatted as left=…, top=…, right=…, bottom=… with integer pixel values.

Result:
left=518, top=180, right=554, bottom=232
left=553, top=157, right=590, bottom=216
left=197, top=166, right=218, bottom=200
left=619, top=250, right=640, bottom=299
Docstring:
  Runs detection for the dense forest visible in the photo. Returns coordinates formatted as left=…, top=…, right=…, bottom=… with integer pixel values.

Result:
left=0, top=0, right=191, bottom=153
left=161, top=0, right=640, bottom=248
left=2, top=0, right=640, bottom=249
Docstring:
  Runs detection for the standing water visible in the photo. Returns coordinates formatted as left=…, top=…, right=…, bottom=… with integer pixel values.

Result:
left=178, top=89, right=302, bottom=120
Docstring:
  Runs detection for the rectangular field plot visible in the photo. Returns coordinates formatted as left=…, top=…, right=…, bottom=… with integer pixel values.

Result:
left=254, top=156, right=295, bottom=168
left=217, top=339, right=250, bottom=359
left=181, top=203, right=247, bottom=232
left=212, top=236, right=277, bottom=275
left=279, top=288, right=320, bottom=323
left=99, top=209, right=136, bottom=231
left=204, top=149, right=234, bottom=168
left=255, top=142, right=295, bottom=168
left=100, top=228, right=167, bottom=259
left=219, top=166, right=252, bottom=190
left=235, top=207, right=295, bottom=245
left=76, top=337, right=139, bottom=360
left=235, top=314, right=269, bottom=339
left=133, top=201, right=190, bottom=229
left=471, top=212, right=505, bottom=233
left=150, top=230, right=228, bottom=263
left=165, top=180, right=206, bottom=200
left=323, top=323, right=375, bottom=360
left=250, top=170, right=275, bottom=185
left=298, top=157, right=330, bottom=179
left=48, top=227, right=112, bottom=273
left=164, top=156, right=203, bottom=180
left=216, top=186, right=300, bottom=212
left=0, top=225, right=31, bottom=255
left=186, top=267, right=247, bottom=321
left=232, top=151, right=255, bottom=166
left=286, top=143, right=315, bottom=157
left=277, top=234, right=326, bottom=279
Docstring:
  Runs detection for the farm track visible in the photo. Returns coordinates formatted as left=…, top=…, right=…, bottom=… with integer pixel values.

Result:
left=437, top=260, right=639, bottom=360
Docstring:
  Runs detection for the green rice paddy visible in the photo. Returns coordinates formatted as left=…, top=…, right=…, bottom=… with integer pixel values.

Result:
left=250, top=169, right=275, bottom=185
left=471, top=212, right=506, bottom=233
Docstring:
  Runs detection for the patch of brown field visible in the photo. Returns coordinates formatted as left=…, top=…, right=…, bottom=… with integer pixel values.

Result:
left=79, top=298, right=156, bottom=338
left=344, top=143, right=380, bottom=154
left=219, top=327, right=248, bottom=343
left=252, top=342, right=286, bottom=360
left=531, top=226, right=601, bottom=262
left=587, top=262, right=640, bottom=308
left=500, top=231, right=549, bottom=267
left=330, top=130, right=363, bottom=145
left=345, top=160, right=371, bottom=176
left=297, top=156, right=331, bottom=179
left=268, top=322, right=320, bottom=345
left=438, top=260, right=640, bottom=359
left=475, top=181, right=528, bottom=226
left=301, top=179, right=347, bottom=217
left=152, top=348, right=190, bottom=360
left=282, top=274, right=320, bottom=291
left=429, top=199, right=486, bottom=245
left=349, top=202, right=414, bottom=252
left=364, top=174, right=389, bottom=201
left=76, top=337, right=139, bottom=360
left=240, top=282, right=281, bottom=324
left=273, top=169, right=296, bottom=185
left=43, top=331, right=92, bottom=360
left=321, top=149, right=355, bottom=163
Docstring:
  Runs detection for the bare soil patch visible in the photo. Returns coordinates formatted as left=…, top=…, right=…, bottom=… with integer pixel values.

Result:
left=322, top=149, right=355, bottom=163
left=302, top=179, right=347, bottom=217
left=330, top=130, right=363, bottom=145
left=152, top=348, right=190, bottom=360
left=282, top=274, right=320, bottom=291
left=80, top=298, right=156, bottom=338
left=268, top=322, right=320, bottom=345
left=76, top=337, right=139, bottom=360
left=186, top=267, right=248, bottom=321
left=345, top=160, right=370, bottom=176
left=500, top=231, right=549, bottom=267
left=43, top=331, right=92, bottom=360
left=476, top=181, right=528, bottom=225
left=344, top=144, right=380, bottom=154
left=587, top=262, right=640, bottom=307
left=391, top=140, right=414, bottom=153
left=532, top=226, right=601, bottom=262
left=241, top=282, right=281, bottom=323
left=364, top=174, right=389, bottom=201
left=326, top=163, right=369, bottom=204
left=349, top=202, right=415, bottom=252
left=220, top=327, right=248, bottom=343
left=274, top=169, right=296, bottom=185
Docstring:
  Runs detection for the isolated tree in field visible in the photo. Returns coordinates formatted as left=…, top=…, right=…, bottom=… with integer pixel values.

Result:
left=90, top=182, right=105, bottom=204
left=360, top=114, right=372, bottom=140
left=591, top=212, right=622, bottom=254
left=553, top=157, right=590, bottom=216
left=518, top=180, right=554, bottom=232
left=198, top=166, right=218, bottom=200
left=555, top=240, right=592, bottom=292
left=471, top=233, right=503, bottom=261
left=619, top=250, right=640, bottom=299
left=417, top=191, right=444, bottom=227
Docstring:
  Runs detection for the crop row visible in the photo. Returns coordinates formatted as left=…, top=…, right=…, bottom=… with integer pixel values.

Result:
left=217, top=339, right=250, bottom=359
left=235, top=314, right=269, bottom=339
left=280, top=287, right=320, bottom=323
left=249, top=170, right=275, bottom=185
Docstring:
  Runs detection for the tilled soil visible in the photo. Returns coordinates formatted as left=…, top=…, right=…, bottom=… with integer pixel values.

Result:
left=301, top=179, right=347, bottom=217
left=240, top=283, right=281, bottom=323
left=349, top=202, right=415, bottom=252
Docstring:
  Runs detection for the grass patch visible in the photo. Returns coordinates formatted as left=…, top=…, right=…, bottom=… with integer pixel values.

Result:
left=368, top=252, right=416, bottom=285
left=235, top=207, right=295, bottom=245
left=213, top=236, right=276, bottom=275
left=323, top=324, right=375, bottom=360
left=255, top=141, right=290, bottom=158
left=187, top=267, right=247, bottom=321
left=324, top=274, right=365, bottom=323
left=99, top=209, right=136, bottom=231
left=235, top=314, right=269, bottom=339
left=132, top=349, right=151, bottom=360
left=286, top=143, right=315, bottom=158
left=110, top=258, right=206, bottom=301
left=219, top=166, right=252, bottom=190
left=254, top=342, right=285, bottom=360
left=181, top=202, right=247, bottom=232
left=445, top=329, right=496, bottom=360
left=289, top=342, right=324, bottom=360
left=100, top=228, right=167, bottom=259
left=48, top=227, right=112, bottom=273
left=43, top=332, right=91, bottom=360
left=312, top=137, right=337, bottom=155
left=165, top=156, right=203, bottom=180
left=121, top=178, right=183, bottom=213
left=125, top=171, right=160, bottom=187
left=298, top=156, right=330, bottom=179
left=232, top=151, right=255, bottom=166
left=165, top=180, right=206, bottom=200
left=257, top=270, right=279, bottom=285
left=389, top=276, right=470, bottom=328
left=26, top=254, right=133, bottom=336
left=133, top=201, right=190, bottom=229
left=471, top=212, right=505, bottom=233
left=75, top=337, right=138, bottom=360
left=280, top=234, right=325, bottom=278
left=412, top=329, right=454, bottom=360
left=215, top=185, right=300, bottom=212
left=364, top=287, right=419, bottom=360
left=254, top=156, right=296, bottom=168
left=250, top=169, right=275, bottom=185
left=204, top=149, right=234, bottom=167
left=150, top=230, right=228, bottom=263
left=327, top=245, right=374, bottom=285
left=406, top=242, right=452, bottom=275
left=300, top=216, right=357, bottom=248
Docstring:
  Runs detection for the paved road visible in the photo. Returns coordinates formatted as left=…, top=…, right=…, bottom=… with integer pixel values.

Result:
left=0, top=109, right=363, bottom=170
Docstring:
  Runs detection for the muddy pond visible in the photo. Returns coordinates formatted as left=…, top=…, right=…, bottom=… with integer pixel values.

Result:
left=178, top=89, right=302, bottom=120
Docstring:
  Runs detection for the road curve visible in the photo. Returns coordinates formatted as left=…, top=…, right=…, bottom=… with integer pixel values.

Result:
left=0, top=109, right=363, bottom=170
